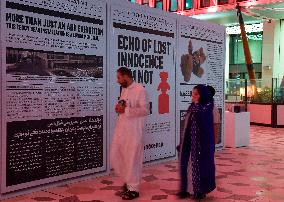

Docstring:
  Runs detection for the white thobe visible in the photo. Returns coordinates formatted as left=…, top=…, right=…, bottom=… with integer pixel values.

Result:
left=213, top=105, right=220, bottom=124
left=110, top=82, right=149, bottom=192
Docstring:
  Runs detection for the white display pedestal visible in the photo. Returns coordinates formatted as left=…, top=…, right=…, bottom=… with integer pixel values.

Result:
left=225, top=111, right=250, bottom=148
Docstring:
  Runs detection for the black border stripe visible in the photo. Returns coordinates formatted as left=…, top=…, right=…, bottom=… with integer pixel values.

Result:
left=113, top=22, right=174, bottom=38
left=6, top=1, right=103, bottom=25
left=251, top=122, right=272, bottom=127
left=6, top=89, right=44, bottom=90
left=181, top=35, right=222, bottom=44
left=6, top=47, right=100, bottom=57
left=180, top=83, right=204, bottom=86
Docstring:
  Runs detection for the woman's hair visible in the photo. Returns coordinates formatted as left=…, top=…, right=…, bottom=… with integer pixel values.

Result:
left=193, top=84, right=213, bottom=105
left=207, top=85, right=215, bottom=97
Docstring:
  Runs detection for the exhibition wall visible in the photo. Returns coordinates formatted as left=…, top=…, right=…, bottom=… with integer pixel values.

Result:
left=0, top=0, right=225, bottom=198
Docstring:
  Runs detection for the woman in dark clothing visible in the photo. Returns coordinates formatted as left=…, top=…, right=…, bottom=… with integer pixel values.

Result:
left=177, top=84, right=216, bottom=200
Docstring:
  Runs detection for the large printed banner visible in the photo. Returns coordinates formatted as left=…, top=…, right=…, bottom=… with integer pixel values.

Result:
left=177, top=17, right=225, bottom=146
left=1, top=0, right=107, bottom=192
left=109, top=3, right=177, bottom=162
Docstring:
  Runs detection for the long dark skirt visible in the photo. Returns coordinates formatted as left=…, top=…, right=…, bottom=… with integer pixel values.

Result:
left=180, top=106, right=216, bottom=195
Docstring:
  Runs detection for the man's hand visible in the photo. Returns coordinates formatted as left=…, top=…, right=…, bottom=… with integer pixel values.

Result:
left=115, top=104, right=125, bottom=114
left=176, top=145, right=181, bottom=152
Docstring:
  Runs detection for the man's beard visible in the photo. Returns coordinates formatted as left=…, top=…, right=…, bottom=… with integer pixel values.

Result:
left=120, top=81, right=128, bottom=88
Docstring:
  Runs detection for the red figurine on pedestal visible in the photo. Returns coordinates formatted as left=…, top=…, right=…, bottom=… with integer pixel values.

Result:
left=157, top=72, right=170, bottom=114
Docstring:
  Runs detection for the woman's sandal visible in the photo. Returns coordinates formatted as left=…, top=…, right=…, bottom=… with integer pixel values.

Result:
left=122, top=190, right=139, bottom=200
left=194, top=193, right=206, bottom=200
left=177, top=191, right=191, bottom=199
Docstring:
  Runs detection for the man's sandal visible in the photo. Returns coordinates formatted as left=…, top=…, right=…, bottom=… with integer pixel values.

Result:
left=122, top=183, right=128, bottom=192
left=122, top=190, right=139, bottom=200
left=115, top=183, right=128, bottom=197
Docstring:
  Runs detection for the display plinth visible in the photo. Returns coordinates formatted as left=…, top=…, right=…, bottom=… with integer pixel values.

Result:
left=225, top=112, right=250, bottom=148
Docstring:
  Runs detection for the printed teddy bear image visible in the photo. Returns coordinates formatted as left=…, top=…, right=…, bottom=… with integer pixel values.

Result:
left=180, top=40, right=206, bottom=82
left=157, top=72, right=170, bottom=114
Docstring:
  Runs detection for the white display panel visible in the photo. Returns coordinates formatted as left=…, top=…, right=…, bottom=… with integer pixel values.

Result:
left=1, top=0, right=107, bottom=193
left=176, top=16, right=226, bottom=147
left=108, top=2, right=177, bottom=162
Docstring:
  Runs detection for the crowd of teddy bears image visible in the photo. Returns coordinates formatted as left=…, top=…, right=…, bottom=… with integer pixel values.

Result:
left=180, top=40, right=206, bottom=82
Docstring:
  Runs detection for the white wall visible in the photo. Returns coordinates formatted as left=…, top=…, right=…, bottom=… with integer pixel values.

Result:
left=262, top=20, right=284, bottom=86
left=278, top=20, right=284, bottom=82
left=273, top=20, right=282, bottom=79
left=262, top=21, right=275, bottom=87
left=225, top=33, right=230, bottom=81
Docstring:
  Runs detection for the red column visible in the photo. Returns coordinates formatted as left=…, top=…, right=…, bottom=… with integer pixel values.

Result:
left=136, top=0, right=143, bottom=4
left=210, top=0, right=217, bottom=6
left=163, top=0, right=170, bottom=11
left=178, top=0, right=185, bottom=11
left=228, top=0, right=235, bottom=4
left=149, top=0, right=156, bottom=7
left=193, top=0, right=200, bottom=9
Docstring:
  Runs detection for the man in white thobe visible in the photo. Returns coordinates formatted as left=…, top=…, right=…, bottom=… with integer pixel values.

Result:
left=111, top=67, right=149, bottom=200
